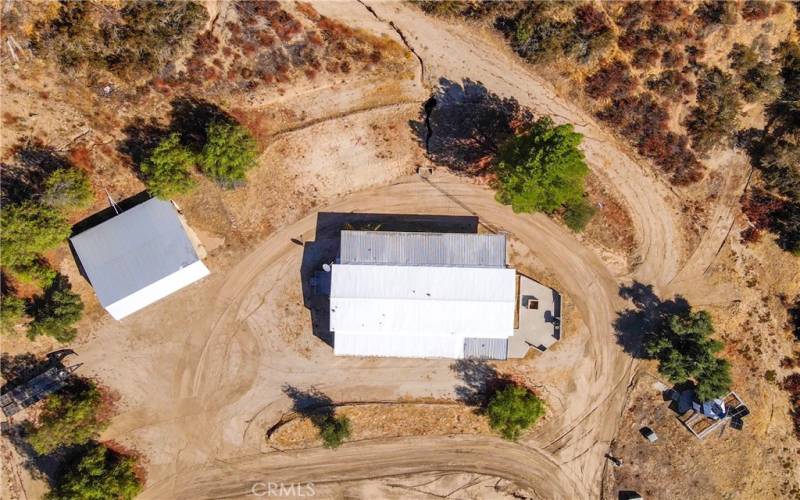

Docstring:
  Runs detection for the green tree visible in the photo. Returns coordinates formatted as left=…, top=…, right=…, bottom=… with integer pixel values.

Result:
left=486, top=385, right=545, bottom=441
left=26, top=379, right=107, bottom=455
left=140, top=132, right=197, bottom=198
left=643, top=310, right=732, bottom=400
left=1, top=294, right=27, bottom=335
left=42, top=168, right=93, bottom=210
left=494, top=117, right=591, bottom=228
left=0, top=201, right=70, bottom=281
left=319, top=415, right=351, bottom=449
left=198, top=121, right=258, bottom=187
left=27, top=275, right=84, bottom=342
left=695, top=357, right=733, bottom=402
left=46, top=444, right=142, bottom=500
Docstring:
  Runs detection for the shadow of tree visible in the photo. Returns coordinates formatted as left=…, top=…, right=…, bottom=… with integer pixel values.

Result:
left=117, top=97, right=234, bottom=177
left=117, top=118, right=167, bottom=177
left=167, top=96, right=234, bottom=153
left=1, top=138, right=72, bottom=205
left=409, top=78, right=534, bottom=175
left=450, top=359, right=511, bottom=408
left=613, top=281, right=690, bottom=358
left=281, top=384, right=334, bottom=429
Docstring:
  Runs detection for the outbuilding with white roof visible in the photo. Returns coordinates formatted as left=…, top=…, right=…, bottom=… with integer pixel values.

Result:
left=70, top=198, right=209, bottom=320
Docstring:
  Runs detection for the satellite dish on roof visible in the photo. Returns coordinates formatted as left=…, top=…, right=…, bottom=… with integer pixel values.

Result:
left=322, top=263, right=331, bottom=272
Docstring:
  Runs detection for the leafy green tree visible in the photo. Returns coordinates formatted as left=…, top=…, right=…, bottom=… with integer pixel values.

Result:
left=42, top=168, right=93, bottom=210
left=494, top=117, right=591, bottom=228
left=0, top=201, right=70, bottom=281
left=486, top=385, right=545, bottom=441
left=198, top=121, right=258, bottom=187
left=27, top=275, right=84, bottom=342
left=26, top=379, right=107, bottom=455
left=46, top=444, right=142, bottom=500
left=140, top=132, right=197, bottom=198
left=1, top=294, right=27, bottom=335
left=643, top=310, right=732, bottom=400
left=319, top=415, right=351, bottom=449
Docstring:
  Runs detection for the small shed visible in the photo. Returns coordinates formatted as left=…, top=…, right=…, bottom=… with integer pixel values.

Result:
left=70, top=198, right=209, bottom=320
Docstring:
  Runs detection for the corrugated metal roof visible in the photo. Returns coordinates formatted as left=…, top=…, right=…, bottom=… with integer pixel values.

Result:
left=463, top=338, right=508, bottom=360
left=330, top=264, right=515, bottom=338
left=70, top=198, right=202, bottom=308
left=340, top=230, right=506, bottom=267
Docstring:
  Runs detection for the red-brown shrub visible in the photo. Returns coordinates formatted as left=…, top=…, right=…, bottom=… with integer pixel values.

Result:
left=575, top=4, right=609, bottom=38
left=633, top=47, right=660, bottom=69
left=585, top=60, right=637, bottom=100
left=740, top=0, right=771, bottom=21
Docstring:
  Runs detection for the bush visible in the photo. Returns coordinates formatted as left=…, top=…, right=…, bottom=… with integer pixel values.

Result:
left=319, top=415, right=351, bottom=449
left=27, top=275, right=84, bottom=342
left=1, top=294, right=27, bottom=335
left=33, top=1, right=208, bottom=82
left=695, top=1, right=738, bottom=26
left=509, top=3, right=611, bottom=65
left=685, top=67, right=741, bottom=153
left=643, top=309, right=732, bottom=400
left=728, top=43, right=782, bottom=102
left=646, top=70, right=695, bottom=99
left=26, top=379, right=107, bottom=455
left=494, top=117, right=589, bottom=216
left=563, top=198, right=597, bottom=232
left=486, top=385, right=545, bottom=441
left=46, top=444, right=142, bottom=500
left=632, top=46, right=659, bottom=69
left=199, top=121, right=258, bottom=187
left=740, top=0, right=772, bottom=21
left=585, top=60, right=637, bottom=100
left=0, top=201, right=70, bottom=279
left=140, top=133, right=197, bottom=199
left=597, top=93, right=703, bottom=185
left=758, top=137, right=800, bottom=203
left=42, top=168, right=93, bottom=211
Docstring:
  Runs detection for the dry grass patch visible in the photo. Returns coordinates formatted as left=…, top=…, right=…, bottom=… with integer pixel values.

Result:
left=268, top=402, right=492, bottom=450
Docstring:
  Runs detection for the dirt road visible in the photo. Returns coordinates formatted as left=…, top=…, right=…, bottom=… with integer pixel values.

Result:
left=142, top=435, right=575, bottom=499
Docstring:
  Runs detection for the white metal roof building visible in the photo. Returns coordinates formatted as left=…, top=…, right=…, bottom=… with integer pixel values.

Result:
left=70, top=198, right=209, bottom=320
left=330, top=230, right=516, bottom=359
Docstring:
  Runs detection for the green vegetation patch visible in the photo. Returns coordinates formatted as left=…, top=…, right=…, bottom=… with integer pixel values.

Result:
left=494, top=116, right=593, bottom=230
left=486, top=384, right=545, bottom=441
